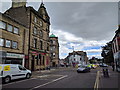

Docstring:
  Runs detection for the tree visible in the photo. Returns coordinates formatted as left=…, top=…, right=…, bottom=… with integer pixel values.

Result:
left=101, top=41, right=114, bottom=64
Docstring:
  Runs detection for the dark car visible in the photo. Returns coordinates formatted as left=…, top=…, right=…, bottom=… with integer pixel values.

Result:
left=99, top=63, right=108, bottom=67
left=77, top=65, right=91, bottom=73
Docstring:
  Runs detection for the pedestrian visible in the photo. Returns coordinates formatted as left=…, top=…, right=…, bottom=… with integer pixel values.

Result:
left=111, top=62, right=115, bottom=71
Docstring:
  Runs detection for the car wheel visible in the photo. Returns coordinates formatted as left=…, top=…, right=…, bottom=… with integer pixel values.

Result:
left=4, top=76, right=11, bottom=83
left=26, top=73, right=31, bottom=79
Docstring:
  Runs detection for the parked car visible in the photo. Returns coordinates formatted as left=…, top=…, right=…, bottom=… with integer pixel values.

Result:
left=91, top=64, right=97, bottom=69
left=86, top=64, right=92, bottom=69
left=60, top=63, right=64, bottom=67
left=99, top=63, right=108, bottom=67
left=77, top=65, right=90, bottom=73
left=0, top=64, right=31, bottom=83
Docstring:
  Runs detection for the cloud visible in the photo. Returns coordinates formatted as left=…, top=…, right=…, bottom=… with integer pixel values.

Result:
left=50, top=27, right=108, bottom=59
left=1, top=1, right=118, bottom=59
left=46, top=2, right=118, bottom=41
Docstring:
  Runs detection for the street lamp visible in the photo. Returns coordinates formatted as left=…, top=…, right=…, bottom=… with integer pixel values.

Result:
left=72, top=46, right=75, bottom=67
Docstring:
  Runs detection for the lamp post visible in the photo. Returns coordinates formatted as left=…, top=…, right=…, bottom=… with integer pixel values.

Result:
left=72, top=46, right=75, bottom=67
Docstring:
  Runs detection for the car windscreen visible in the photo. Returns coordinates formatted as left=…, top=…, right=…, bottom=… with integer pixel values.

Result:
left=79, top=66, right=86, bottom=68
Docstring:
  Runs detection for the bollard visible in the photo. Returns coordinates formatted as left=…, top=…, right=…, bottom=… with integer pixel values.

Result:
left=103, top=68, right=109, bottom=77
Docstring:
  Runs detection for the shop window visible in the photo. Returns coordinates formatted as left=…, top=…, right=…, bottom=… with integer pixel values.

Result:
left=12, top=41, right=18, bottom=49
left=14, top=27, right=19, bottom=34
left=0, top=38, right=4, bottom=46
left=6, top=40, right=11, bottom=48
left=7, top=24, right=13, bottom=32
left=0, top=21, right=6, bottom=29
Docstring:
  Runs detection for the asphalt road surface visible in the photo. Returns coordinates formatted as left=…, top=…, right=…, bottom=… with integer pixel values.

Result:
left=2, top=67, right=99, bottom=89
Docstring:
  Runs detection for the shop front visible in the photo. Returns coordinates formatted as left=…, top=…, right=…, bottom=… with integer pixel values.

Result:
left=5, top=53, right=25, bottom=66
left=31, top=51, right=50, bottom=71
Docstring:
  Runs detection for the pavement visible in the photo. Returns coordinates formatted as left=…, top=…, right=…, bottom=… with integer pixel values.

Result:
left=99, top=66, right=120, bottom=89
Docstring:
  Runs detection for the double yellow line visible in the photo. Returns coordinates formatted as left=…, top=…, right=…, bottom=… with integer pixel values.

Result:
left=94, top=71, right=100, bottom=90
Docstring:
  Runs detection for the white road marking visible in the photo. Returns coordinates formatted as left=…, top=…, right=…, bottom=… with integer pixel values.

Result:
left=29, top=75, right=68, bottom=90
left=3, top=78, right=36, bottom=86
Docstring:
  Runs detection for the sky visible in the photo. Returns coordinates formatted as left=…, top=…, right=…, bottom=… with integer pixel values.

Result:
left=0, top=0, right=119, bottom=59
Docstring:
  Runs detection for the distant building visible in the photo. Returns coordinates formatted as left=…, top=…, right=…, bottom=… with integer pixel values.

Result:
left=0, top=0, right=51, bottom=71
left=65, top=51, right=88, bottom=67
left=49, top=34, right=59, bottom=67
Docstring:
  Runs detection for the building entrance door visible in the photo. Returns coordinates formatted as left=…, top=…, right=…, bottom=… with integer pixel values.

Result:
left=52, top=62, right=56, bottom=67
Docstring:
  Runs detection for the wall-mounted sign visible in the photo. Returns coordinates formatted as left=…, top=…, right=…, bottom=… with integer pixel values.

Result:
left=6, top=53, right=24, bottom=58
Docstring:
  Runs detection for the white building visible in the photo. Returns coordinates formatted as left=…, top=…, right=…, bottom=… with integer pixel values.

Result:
left=65, top=51, right=88, bottom=67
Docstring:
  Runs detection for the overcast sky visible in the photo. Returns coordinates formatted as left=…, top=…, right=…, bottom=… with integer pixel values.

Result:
left=1, top=0, right=118, bottom=59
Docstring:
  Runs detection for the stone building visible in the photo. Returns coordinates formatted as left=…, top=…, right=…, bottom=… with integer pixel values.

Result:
left=65, top=51, right=88, bottom=67
left=1, top=0, right=50, bottom=71
left=0, top=12, right=29, bottom=67
left=111, top=27, right=120, bottom=72
left=49, top=34, right=59, bottom=67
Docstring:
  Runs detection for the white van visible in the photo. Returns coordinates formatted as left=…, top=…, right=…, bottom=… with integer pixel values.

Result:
left=0, top=64, right=31, bottom=83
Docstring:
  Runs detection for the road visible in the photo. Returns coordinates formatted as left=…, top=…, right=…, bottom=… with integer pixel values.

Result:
left=2, top=67, right=99, bottom=89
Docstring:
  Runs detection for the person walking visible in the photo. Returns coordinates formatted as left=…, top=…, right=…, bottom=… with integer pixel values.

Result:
left=111, top=62, right=115, bottom=71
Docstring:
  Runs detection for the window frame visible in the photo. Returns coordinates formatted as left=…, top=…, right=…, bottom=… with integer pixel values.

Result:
left=40, top=40, right=43, bottom=50
left=5, top=39, right=11, bottom=48
left=40, top=21, right=43, bottom=27
left=39, top=30, right=43, bottom=38
left=0, top=38, right=4, bottom=46
left=13, top=27, right=19, bottom=34
left=0, top=21, right=6, bottom=29
left=7, top=24, right=13, bottom=32
left=12, top=41, right=18, bottom=49
left=34, top=16, right=37, bottom=23
left=33, top=38, right=37, bottom=48
left=33, top=27, right=37, bottom=35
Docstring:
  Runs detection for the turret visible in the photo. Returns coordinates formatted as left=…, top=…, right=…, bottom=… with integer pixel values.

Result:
left=38, top=2, right=50, bottom=24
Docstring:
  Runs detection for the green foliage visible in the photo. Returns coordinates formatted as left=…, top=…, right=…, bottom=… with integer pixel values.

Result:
left=101, top=41, right=114, bottom=64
